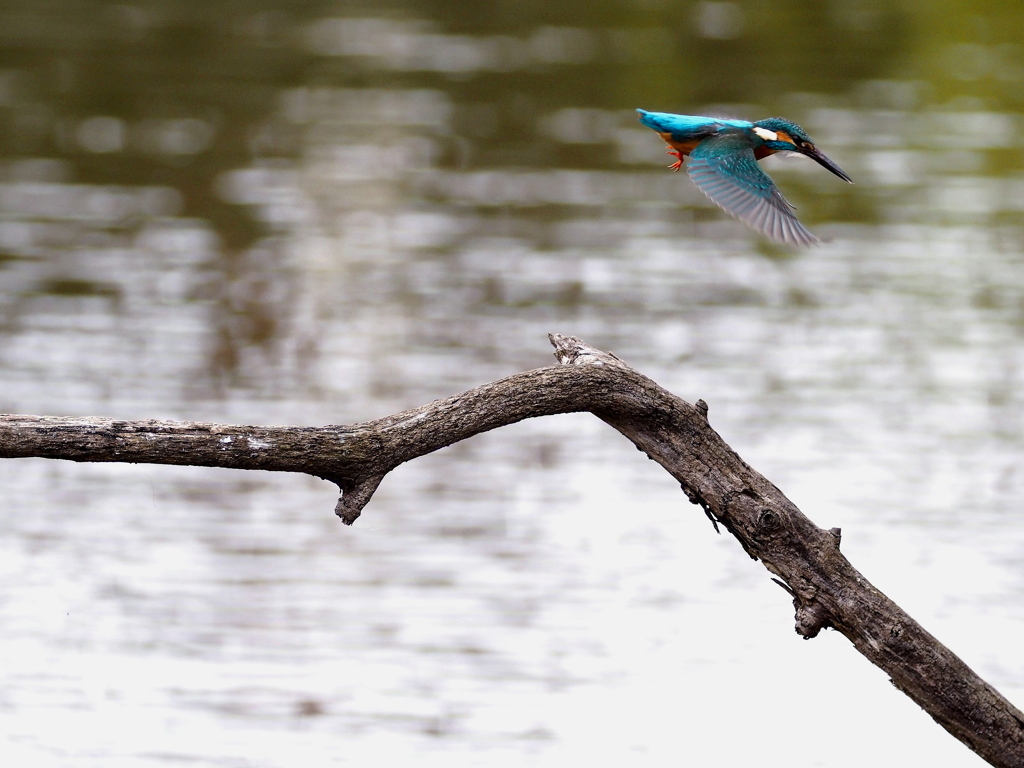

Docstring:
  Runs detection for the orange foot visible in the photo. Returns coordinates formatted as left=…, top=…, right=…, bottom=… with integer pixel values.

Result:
left=666, top=147, right=684, bottom=172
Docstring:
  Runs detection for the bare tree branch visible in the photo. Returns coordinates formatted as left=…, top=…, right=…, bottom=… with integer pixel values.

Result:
left=1, top=333, right=1022, bottom=766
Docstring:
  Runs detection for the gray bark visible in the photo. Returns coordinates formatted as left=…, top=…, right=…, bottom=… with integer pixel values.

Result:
left=1, top=333, right=1022, bottom=766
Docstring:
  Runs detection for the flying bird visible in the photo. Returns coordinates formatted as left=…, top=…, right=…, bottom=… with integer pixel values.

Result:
left=637, top=109, right=852, bottom=245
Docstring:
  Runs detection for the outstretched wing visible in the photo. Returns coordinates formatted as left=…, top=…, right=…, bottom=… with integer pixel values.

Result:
left=686, top=131, right=818, bottom=246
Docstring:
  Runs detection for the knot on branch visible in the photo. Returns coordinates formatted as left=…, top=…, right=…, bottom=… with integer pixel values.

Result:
left=757, top=508, right=782, bottom=533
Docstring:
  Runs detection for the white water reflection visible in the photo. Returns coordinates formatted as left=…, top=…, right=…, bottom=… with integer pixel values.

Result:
left=307, top=19, right=597, bottom=70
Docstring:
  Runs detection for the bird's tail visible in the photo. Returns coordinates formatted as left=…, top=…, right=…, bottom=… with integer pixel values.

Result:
left=635, top=108, right=688, bottom=133
left=635, top=108, right=661, bottom=131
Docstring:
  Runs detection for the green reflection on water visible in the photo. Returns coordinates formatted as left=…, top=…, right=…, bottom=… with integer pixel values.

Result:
left=0, top=0, right=1023, bottom=394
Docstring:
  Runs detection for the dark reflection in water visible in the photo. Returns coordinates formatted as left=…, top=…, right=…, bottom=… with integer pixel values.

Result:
left=2, top=2, right=1024, bottom=766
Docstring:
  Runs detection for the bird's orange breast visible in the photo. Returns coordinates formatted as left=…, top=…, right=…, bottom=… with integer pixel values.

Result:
left=660, top=131, right=780, bottom=161
left=658, top=132, right=702, bottom=156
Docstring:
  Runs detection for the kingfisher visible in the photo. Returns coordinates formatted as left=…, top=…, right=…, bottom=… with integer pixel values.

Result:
left=637, top=109, right=852, bottom=246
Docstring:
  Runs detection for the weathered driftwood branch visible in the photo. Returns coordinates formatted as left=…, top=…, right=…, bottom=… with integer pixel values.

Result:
left=1, top=333, right=1022, bottom=766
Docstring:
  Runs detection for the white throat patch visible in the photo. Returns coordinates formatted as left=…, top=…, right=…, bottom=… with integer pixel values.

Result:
left=752, top=126, right=778, bottom=142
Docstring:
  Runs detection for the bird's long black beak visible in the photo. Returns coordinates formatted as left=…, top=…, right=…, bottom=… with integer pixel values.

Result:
left=802, top=147, right=853, bottom=183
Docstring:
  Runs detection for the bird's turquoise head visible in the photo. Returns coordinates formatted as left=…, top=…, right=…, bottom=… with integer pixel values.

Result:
left=752, top=117, right=853, bottom=183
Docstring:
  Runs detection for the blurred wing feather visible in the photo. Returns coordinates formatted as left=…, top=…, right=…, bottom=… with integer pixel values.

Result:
left=687, top=132, right=818, bottom=246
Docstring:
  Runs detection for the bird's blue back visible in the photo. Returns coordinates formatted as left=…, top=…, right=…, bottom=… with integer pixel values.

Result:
left=636, top=109, right=751, bottom=141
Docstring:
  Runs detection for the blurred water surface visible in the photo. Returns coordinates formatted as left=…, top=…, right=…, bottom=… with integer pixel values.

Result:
left=1, top=1, right=1024, bottom=766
